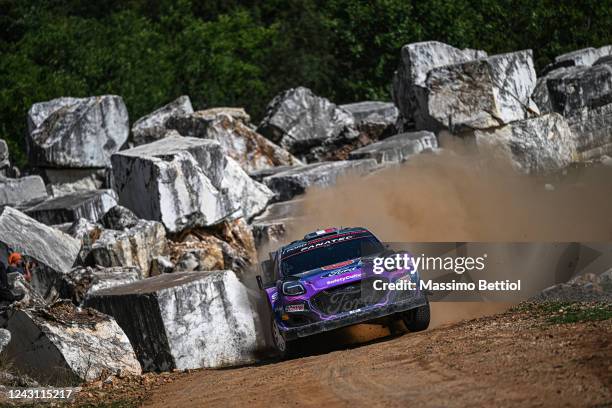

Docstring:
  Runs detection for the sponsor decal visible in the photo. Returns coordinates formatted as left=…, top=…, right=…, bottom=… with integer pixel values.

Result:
left=321, top=260, right=355, bottom=270
left=322, top=265, right=358, bottom=277
left=299, top=235, right=354, bottom=253
left=325, top=273, right=361, bottom=286
left=285, top=304, right=305, bottom=312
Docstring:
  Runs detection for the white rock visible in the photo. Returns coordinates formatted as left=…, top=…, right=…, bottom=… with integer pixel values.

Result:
left=263, top=159, right=379, bottom=201
left=4, top=303, right=141, bottom=384
left=0, top=175, right=48, bottom=207
left=0, top=328, right=10, bottom=353
left=422, top=50, right=538, bottom=131
left=131, top=96, right=194, bottom=146
left=27, top=96, right=129, bottom=167
left=88, top=219, right=166, bottom=277
left=220, top=157, right=273, bottom=220
left=25, top=189, right=117, bottom=225
left=111, top=135, right=234, bottom=233
left=257, top=87, right=357, bottom=156
left=85, top=270, right=258, bottom=371
left=392, top=41, right=486, bottom=125
left=167, top=109, right=301, bottom=172
left=473, top=113, right=576, bottom=174
left=0, top=207, right=80, bottom=298
left=349, top=131, right=438, bottom=164
left=42, top=168, right=107, bottom=197
left=59, top=266, right=142, bottom=304
left=533, top=59, right=612, bottom=161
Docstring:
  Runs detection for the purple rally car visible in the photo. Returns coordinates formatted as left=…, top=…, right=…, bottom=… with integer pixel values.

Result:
left=256, top=227, right=429, bottom=356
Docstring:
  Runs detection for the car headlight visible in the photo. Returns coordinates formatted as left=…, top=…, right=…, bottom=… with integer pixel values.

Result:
left=282, top=281, right=306, bottom=296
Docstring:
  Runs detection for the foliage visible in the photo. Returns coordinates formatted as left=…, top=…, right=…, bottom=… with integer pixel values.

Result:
left=0, top=0, right=610, bottom=165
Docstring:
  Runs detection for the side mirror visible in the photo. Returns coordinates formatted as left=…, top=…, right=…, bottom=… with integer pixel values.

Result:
left=256, top=275, right=263, bottom=290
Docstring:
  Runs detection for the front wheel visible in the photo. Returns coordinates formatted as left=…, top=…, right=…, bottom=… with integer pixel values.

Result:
left=271, top=317, right=294, bottom=358
left=402, top=303, right=430, bottom=332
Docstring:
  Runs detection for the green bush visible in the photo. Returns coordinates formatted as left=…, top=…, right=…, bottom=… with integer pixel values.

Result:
left=1, top=0, right=610, bottom=166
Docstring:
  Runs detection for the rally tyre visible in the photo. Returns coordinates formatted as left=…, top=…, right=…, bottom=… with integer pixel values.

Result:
left=271, top=316, right=294, bottom=358
left=404, top=303, right=430, bottom=332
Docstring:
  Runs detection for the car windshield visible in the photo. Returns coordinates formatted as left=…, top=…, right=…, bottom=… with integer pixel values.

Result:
left=281, top=235, right=383, bottom=276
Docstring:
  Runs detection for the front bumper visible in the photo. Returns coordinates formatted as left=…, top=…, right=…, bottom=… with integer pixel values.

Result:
left=281, top=295, right=428, bottom=341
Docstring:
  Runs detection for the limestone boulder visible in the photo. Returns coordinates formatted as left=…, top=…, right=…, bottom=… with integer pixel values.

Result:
left=422, top=50, right=539, bottom=131
left=25, top=190, right=117, bottom=225
left=392, top=41, right=487, bottom=126
left=257, top=87, right=357, bottom=157
left=0, top=176, right=47, bottom=207
left=349, top=131, right=437, bottom=164
left=87, top=219, right=166, bottom=277
left=167, top=109, right=301, bottom=172
left=131, top=96, right=194, bottom=145
left=4, top=301, right=141, bottom=385
left=473, top=113, right=576, bottom=174
left=85, top=270, right=259, bottom=371
left=0, top=139, right=9, bottom=169
left=263, top=159, right=379, bottom=202
left=42, top=168, right=107, bottom=197
left=0, top=207, right=80, bottom=298
left=26, top=96, right=129, bottom=168
left=58, top=266, right=142, bottom=304
left=169, top=218, right=257, bottom=276
left=111, top=135, right=234, bottom=233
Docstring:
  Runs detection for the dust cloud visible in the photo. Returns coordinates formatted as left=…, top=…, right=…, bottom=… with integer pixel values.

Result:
left=292, top=144, right=612, bottom=242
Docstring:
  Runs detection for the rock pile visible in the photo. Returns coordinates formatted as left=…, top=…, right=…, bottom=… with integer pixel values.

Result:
left=26, top=95, right=129, bottom=195
left=391, top=40, right=612, bottom=173
left=0, top=40, right=610, bottom=386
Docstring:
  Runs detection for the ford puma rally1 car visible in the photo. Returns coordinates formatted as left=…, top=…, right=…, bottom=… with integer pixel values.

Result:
left=256, top=227, right=429, bottom=356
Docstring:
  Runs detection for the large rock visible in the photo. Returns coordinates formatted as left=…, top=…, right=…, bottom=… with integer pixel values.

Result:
left=0, top=207, right=80, bottom=298
left=349, top=131, right=437, bottom=164
left=169, top=218, right=257, bottom=276
left=131, top=96, right=194, bottom=146
left=27, top=96, right=129, bottom=168
left=111, top=135, right=234, bottom=233
left=220, top=157, right=273, bottom=220
left=0, top=139, right=9, bottom=169
left=58, top=266, right=142, bottom=304
left=0, top=175, right=47, bottom=207
left=66, top=217, right=104, bottom=264
left=542, top=45, right=612, bottom=75
left=87, top=219, right=166, bottom=277
left=167, top=109, right=301, bottom=172
left=42, top=168, right=107, bottom=197
left=473, top=113, right=576, bottom=174
left=341, top=101, right=399, bottom=127
left=257, top=87, right=357, bottom=157
left=0, top=328, right=10, bottom=354
left=263, top=159, right=379, bottom=202
left=85, top=270, right=258, bottom=371
left=533, top=59, right=612, bottom=160
left=251, top=198, right=305, bottom=250
left=100, top=205, right=140, bottom=230
left=25, top=190, right=117, bottom=225
left=421, top=50, right=539, bottom=131
left=392, top=41, right=487, bottom=126
left=113, top=134, right=272, bottom=228
left=4, top=301, right=141, bottom=384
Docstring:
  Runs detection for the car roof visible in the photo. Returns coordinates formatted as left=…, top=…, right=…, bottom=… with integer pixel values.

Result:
left=279, top=227, right=374, bottom=259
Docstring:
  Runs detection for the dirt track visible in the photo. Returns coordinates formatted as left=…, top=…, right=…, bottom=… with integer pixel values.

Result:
left=137, top=306, right=610, bottom=408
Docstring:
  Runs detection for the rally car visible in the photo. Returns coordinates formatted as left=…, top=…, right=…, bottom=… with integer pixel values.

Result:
left=256, top=227, right=429, bottom=356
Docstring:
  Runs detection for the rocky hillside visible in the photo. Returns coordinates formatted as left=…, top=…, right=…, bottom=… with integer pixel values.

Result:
left=0, top=41, right=611, bottom=387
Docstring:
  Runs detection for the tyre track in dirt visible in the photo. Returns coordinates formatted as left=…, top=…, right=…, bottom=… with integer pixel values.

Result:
left=141, top=309, right=611, bottom=408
